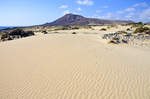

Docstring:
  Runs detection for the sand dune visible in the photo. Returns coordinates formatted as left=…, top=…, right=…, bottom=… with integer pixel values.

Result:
left=0, top=34, right=150, bottom=99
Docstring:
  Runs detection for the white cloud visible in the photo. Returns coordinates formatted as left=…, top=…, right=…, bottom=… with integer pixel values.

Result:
left=72, top=12, right=78, bottom=14
left=116, top=11, right=124, bottom=14
left=77, top=8, right=82, bottom=11
left=96, top=10, right=103, bottom=13
left=63, top=10, right=70, bottom=15
left=140, top=8, right=150, bottom=22
left=125, top=15, right=132, bottom=19
left=103, top=6, right=109, bottom=8
left=133, top=2, right=148, bottom=7
left=116, top=8, right=135, bottom=15
left=77, top=0, right=94, bottom=6
left=125, top=13, right=135, bottom=19
left=125, top=8, right=135, bottom=12
left=105, top=13, right=113, bottom=18
left=95, top=13, right=113, bottom=19
left=59, top=5, right=68, bottom=9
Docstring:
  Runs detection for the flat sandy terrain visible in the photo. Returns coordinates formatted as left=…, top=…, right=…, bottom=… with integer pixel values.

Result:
left=0, top=33, right=150, bottom=99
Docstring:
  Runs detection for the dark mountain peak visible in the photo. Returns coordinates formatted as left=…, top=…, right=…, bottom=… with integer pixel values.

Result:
left=63, top=13, right=85, bottom=19
left=56, top=13, right=85, bottom=23
left=43, top=14, right=134, bottom=26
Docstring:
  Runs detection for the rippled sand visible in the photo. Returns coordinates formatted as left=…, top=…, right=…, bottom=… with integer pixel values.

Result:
left=0, top=34, right=150, bottom=99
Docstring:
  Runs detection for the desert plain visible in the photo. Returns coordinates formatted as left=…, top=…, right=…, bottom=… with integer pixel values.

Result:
left=0, top=25, right=150, bottom=99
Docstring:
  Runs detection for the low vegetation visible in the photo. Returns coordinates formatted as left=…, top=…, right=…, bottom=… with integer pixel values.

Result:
left=54, top=26, right=72, bottom=30
left=71, top=26, right=80, bottom=30
left=107, top=25, right=118, bottom=29
left=82, top=26, right=92, bottom=29
left=126, top=28, right=131, bottom=31
left=108, top=37, right=120, bottom=44
left=130, top=22, right=144, bottom=28
left=134, top=26, right=150, bottom=34
left=100, top=28, right=107, bottom=31
left=103, top=30, right=150, bottom=45
left=1, top=32, right=9, bottom=41
left=72, top=32, right=77, bottom=34
left=42, top=30, right=48, bottom=34
left=118, top=31, right=127, bottom=34
left=54, top=25, right=93, bottom=31
left=9, top=28, right=34, bottom=37
left=0, top=28, right=35, bottom=41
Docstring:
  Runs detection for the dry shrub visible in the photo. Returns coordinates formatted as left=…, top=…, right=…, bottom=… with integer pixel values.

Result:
left=134, top=26, right=150, bottom=34
left=100, top=28, right=107, bottom=31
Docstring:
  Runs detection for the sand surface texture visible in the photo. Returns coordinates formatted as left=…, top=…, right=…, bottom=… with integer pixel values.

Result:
left=0, top=34, right=150, bottom=99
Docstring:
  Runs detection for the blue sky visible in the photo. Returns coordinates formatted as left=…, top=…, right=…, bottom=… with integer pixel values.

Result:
left=0, top=0, right=150, bottom=26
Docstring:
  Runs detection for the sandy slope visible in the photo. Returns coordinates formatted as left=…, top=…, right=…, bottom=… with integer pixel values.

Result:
left=0, top=34, right=150, bottom=99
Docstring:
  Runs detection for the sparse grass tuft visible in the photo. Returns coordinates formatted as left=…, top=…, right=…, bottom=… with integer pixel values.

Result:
left=54, top=26, right=71, bottom=30
left=82, top=26, right=92, bottom=29
left=107, top=25, right=118, bottom=29
left=118, top=31, right=127, bottom=34
left=71, top=26, right=80, bottom=30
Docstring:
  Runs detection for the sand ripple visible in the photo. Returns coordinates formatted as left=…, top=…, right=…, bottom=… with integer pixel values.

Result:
left=0, top=34, right=150, bottom=99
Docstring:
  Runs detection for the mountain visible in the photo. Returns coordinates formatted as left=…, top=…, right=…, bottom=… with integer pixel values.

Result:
left=0, top=26, right=8, bottom=30
left=0, top=26, right=14, bottom=30
left=43, top=14, right=134, bottom=26
left=146, top=22, right=150, bottom=24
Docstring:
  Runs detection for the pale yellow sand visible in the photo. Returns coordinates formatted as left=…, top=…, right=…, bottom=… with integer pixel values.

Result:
left=0, top=34, right=150, bottom=99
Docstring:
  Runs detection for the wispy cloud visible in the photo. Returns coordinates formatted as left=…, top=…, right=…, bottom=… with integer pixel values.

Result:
left=139, top=8, right=150, bottom=22
left=96, top=10, right=103, bottom=13
left=125, top=8, right=135, bottom=12
left=116, top=11, right=124, bottom=14
left=93, top=12, right=115, bottom=19
left=133, top=2, right=148, bottom=7
left=77, top=8, right=82, bottom=11
left=77, top=0, right=94, bottom=6
left=103, top=6, right=109, bottom=9
left=116, top=7, right=135, bottom=15
left=59, top=5, right=68, bottom=9
left=63, top=10, right=70, bottom=15
left=125, top=12, right=135, bottom=19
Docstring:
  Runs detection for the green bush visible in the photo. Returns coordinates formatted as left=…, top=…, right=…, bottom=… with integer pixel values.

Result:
left=0, top=29, right=35, bottom=42
left=9, top=28, right=25, bottom=36
left=9, top=28, right=35, bottom=37
left=71, top=26, right=80, bottom=29
left=131, top=22, right=144, bottom=28
left=134, top=26, right=150, bottom=33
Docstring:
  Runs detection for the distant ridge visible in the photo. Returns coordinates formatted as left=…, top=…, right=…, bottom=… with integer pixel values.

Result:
left=146, top=22, right=150, bottom=24
left=0, top=26, right=14, bottom=30
left=0, top=26, right=8, bottom=30
left=43, top=14, right=134, bottom=26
